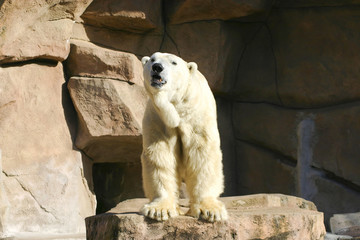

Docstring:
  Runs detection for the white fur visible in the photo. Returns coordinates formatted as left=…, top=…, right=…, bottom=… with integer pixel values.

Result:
left=140, top=52, right=227, bottom=222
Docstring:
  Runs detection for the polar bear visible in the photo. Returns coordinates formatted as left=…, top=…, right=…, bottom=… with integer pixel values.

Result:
left=140, top=52, right=227, bottom=222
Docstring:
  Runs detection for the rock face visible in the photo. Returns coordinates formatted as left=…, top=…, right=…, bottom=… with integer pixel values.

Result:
left=1, top=0, right=360, bottom=237
left=330, top=212, right=360, bottom=237
left=0, top=0, right=92, bottom=63
left=0, top=63, right=96, bottom=235
left=86, top=194, right=326, bottom=240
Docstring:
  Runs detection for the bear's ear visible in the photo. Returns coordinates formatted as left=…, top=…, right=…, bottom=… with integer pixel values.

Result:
left=187, top=62, right=198, bottom=73
left=141, top=56, right=150, bottom=66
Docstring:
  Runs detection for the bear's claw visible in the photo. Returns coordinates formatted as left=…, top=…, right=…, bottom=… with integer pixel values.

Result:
left=188, top=198, right=228, bottom=222
left=141, top=200, right=179, bottom=221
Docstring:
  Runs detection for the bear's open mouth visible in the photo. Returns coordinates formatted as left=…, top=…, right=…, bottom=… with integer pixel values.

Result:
left=151, top=74, right=166, bottom=88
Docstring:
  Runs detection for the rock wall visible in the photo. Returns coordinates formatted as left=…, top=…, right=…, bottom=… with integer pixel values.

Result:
left=0, top=0, right=96, bottom=237
left=1, top=0, right=360, bottom=236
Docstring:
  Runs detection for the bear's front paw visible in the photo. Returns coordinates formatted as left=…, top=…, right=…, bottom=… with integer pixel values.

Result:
left=141, top=199, right=179, bottom=221
left=165, top=113, right=180, bottom=128
left=188, top=198, right=228, bottom=222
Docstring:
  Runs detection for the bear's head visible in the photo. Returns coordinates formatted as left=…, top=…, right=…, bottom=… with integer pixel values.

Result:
left=141, top=52, right=197, bottom=93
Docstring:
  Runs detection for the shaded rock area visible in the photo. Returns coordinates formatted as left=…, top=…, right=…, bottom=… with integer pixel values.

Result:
left=86, top=194, right=326, bottom=240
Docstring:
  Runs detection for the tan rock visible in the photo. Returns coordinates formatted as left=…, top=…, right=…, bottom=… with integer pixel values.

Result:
left=66, top=40, right=143, bottom=85
left=330, top=212, right=360, bottom=237
left=0, top=150, right=9, bottom=234
left=71, top=23, right=163, bottom=57
left=67, top=77, right=147, bottom=163
left=81, top=0, right=162, bottom=33
left=166, top=0, right=272, bottom=24
left=86, top=194, right=326, bottom=240
left=0, top=63, right=96, bottom=234
left=0, top=0, right=92, bottom=63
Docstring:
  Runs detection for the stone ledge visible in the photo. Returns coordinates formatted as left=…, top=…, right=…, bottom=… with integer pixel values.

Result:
left=86, top=194, right=326, bottom=240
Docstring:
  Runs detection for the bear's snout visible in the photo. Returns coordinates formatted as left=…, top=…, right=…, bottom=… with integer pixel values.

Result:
left=152, top=63, right=164, bottom=73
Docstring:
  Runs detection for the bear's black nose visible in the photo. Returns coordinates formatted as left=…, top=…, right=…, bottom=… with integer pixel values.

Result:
left=152, top=63, right=164, bottom=73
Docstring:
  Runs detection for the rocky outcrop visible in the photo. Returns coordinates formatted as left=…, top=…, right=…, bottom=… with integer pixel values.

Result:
left=67, top=76, right=146, bottom=163
left=2, top=0, right=360, bottom=237
left=81, top=0, right=163, bottom=33
left=86, top=194, right=326, bottom=240
left=0, top=63, right=96, bottom=235
left=0, top=0, right=92, bottom=63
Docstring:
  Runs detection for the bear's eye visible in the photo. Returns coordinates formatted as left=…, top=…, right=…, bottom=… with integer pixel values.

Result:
left=151, top=58, right=155, bottom=62
left=171, top=61, right=177, bottom=65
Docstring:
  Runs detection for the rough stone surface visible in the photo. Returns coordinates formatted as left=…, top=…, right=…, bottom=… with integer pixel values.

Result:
left=0, top=63, right=96, bottom=235
left=165, top=0, right=272, bottom=24
left=162, top=21, right=246, bottom=92
left=330, top=213, right=360, bottom=237
left=233, top=102, right=360, bottom=226
left=268, top=7, right=360, bottom=108
left=81, top=0, right=162, bottom=33
left=86, top=194, right=326, bottom=240
left=71, top=22, right=162, bottom=57
left=0, top=0, right=92, bottom=63
left=2, top=0, right=360, bottom=237
left=235, top=141, right=297, bottom=196
left=92, top=162, right=144, bottom=213
left=67, top=76, right=147, bottom=163
left=66, top=39, right=144, bottom=85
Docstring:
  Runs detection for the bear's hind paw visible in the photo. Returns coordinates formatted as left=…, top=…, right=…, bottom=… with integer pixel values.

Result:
left=189, top=198, right=228, bottom=222
left=141, top=200, right=179, bottom=221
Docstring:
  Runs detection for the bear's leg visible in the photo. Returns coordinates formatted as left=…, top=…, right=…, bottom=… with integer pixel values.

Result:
left=185, top=145, right=228, bottom=222
left=141, top=141, right=180, bottom=221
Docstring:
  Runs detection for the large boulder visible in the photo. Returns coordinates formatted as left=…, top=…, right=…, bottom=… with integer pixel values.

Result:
left=86, top=194, right=326, bottom=240
left=81, top=0, right=163, bottom=33
left=0, top=62, right=96, bottom=235
left=66, top=39, right=144, bottom=85
left=67, top=77, right=147, bottom=163
left=0, top=0, right=93, bottom=63
left=66, top=39, right=147, bottom=163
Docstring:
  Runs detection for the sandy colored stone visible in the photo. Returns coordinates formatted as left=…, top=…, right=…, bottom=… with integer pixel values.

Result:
left=0, top=0, right=92, bottom=63
left=165, top=0, right=272, bottom=24
left=330, top=212, right=360, bottom=237
left=71, top=23, right=162, bottom=57
left=86, top=194, right=325, bottom=240
left=66, top=39, right=144, bottom=85
left=0, top=150, right=9, bottom=234
left=67, top=77, right=147, bottom=163
left=81, top=0, right=162, bottom=33
left=0, top=63, right=96, bottom=235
